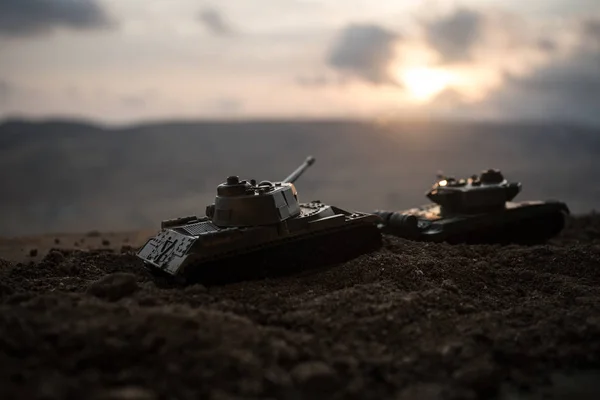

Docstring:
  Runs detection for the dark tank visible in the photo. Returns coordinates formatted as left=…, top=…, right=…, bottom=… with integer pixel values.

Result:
left=137, top=156, right=382, bottom=283
left=373, top=169, right=569, bottom=244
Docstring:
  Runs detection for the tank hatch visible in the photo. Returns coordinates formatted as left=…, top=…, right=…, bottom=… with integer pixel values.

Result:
left=426, top=169, right=522, bottom=214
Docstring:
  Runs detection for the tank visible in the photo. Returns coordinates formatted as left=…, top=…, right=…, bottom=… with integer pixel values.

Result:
left=373, top=169, right=570, bottom=244
left=137, top=156, right=382, bottom=283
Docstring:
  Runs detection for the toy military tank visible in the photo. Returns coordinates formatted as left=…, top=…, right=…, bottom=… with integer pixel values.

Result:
left=373, top=169, right=569, bottom=244
left=137, top=156, right=382, bottom=283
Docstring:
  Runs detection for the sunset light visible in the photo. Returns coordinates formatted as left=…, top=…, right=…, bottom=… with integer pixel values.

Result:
left=0, top=1, right=598, bottom=124
left=400, top=67, right=452, bottom=101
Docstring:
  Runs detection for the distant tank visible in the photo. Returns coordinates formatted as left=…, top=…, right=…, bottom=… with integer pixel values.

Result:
left=137, top=156, right=382, bottom=283
left=373, top=169, right=570, bottom=244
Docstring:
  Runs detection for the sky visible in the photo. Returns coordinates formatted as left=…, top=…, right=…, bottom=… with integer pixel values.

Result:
left=0, top=0, right=599, bottom=125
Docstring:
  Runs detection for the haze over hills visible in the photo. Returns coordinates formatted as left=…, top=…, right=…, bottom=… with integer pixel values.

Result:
left=0, top=118, right=599, bottom=236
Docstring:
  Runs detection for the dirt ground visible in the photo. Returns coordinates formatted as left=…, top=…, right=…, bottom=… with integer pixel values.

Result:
left=1, top=214, right=600, bottom=400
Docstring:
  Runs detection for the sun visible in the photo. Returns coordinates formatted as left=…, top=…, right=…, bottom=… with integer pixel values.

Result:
left=400, top=67, right=452, bottom=101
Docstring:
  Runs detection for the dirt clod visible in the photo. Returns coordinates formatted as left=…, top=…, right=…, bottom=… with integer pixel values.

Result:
left=44, top=250, right=66, bottom=265
left=86, top=272, right=139, bottom=301
left=91, top=386, right=158, bottom=400
left=120, top=245, right=135, bottom=253
left=291, top=361, right=339, bottom=396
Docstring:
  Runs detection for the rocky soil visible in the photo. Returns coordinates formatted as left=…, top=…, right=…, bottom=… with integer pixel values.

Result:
left=1, top=214, right=600, bottom=399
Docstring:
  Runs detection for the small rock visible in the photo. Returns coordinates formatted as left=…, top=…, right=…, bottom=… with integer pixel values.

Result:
left=291, top=361, right=339, bottom=397
left=396, top=383, right=444, bottom=400
left=441, top=279, right=459, bottom=293
left=263, top=367, right=292, bottom=392
left=120, top=245, right=135, bottom=253
left=74, top=242, right=79, bottom=247
left=86, top=273, right=139, bottom=301
left=457, top=303, right=477, bottom=314
left=54, top=238, right=61, bottom=244
left=183, top=284, right=207, bottom=294
left=139, top=281, right=155, bottom=290
left=440, top=342, right=462, bottom=358
left=44, top=250, right=66, bottom=265
left=102, top=239, right=111, bottom=246
left=92, top=386, right=157, bottom=400
left=29, top=248, right=38, bottom=257
left=452, top=355, right=499, bottom=393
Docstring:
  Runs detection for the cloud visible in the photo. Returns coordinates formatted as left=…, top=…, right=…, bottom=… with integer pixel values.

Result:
left=459, top=17, right=600, bottom=125
left=326, top=23, right=401, bottom=85
left=198, top=8, right=234, bottom=36
left=295, top=74, right=347, bottom=87
left=486, top=53, right=600, bottom=125
left=537, top=38, right=558, bottom=53
left=120, top=96, right=146, bottom=109
left=424, top=8, right=484, bottom=63
left=0, top=0, right=114, bottom=38
left=296, top=75, right=329, bottom=87
left=430, top=88, right=466, bottom=108
left=582, top=18, right=600, bottom=45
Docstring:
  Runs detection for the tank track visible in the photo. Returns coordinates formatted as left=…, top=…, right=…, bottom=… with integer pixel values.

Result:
left=435, top=210, right=568, bottom=245
left=145, top=221, right=382, bottom=285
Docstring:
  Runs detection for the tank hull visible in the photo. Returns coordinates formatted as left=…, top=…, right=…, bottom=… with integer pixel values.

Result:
left=374, top=200, right=569, bottom=244
left=137, top=201, right=382, bottom=283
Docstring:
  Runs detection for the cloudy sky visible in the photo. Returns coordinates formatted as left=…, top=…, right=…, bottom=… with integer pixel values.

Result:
left=1, top=0, right=599, bottom=125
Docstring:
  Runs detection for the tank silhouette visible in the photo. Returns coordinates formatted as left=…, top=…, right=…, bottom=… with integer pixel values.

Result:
left=137, top=156, right=382, bottom=282
left=373, top=169, right=570, bottom=244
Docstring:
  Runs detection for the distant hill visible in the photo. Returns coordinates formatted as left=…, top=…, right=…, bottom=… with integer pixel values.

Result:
left=1, top=118, right=598, bottom=235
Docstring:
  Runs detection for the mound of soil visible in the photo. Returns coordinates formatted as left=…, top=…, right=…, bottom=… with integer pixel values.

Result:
left=1, top=215, right=600, bottom=400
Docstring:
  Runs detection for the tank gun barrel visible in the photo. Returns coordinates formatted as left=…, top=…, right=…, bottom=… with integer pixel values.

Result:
left=283, top=156, right=315, bottom=184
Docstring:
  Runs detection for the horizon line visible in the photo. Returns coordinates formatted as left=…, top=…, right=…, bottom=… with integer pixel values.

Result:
left=0, top=114, right=598, bottom=131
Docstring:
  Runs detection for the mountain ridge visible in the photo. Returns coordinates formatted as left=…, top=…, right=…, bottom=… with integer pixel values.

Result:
left=1, top=119, right=598, bottom=235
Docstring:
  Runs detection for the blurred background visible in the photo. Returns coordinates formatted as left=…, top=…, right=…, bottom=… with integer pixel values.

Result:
left=0, top=0, right=599, bottom=235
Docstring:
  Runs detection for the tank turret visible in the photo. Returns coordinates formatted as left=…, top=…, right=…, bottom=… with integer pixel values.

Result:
left=427, top=169, right=521, bottom=215
left=206, top=156, right=315, bottom=227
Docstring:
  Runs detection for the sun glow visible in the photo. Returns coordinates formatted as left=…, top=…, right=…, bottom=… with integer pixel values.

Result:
left=400, top=67, right=452, bottom=101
